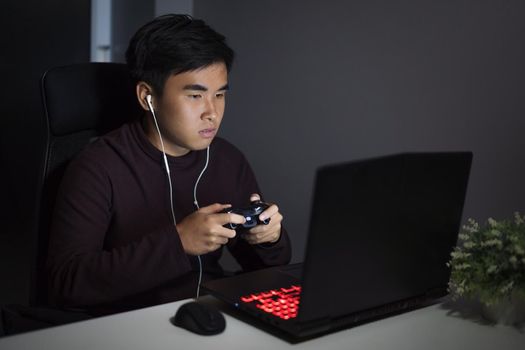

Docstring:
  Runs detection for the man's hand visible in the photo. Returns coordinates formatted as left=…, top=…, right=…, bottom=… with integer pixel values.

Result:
left=176, top=203, right=245, bottom=255
left=242, top=194, right=283, bottom=245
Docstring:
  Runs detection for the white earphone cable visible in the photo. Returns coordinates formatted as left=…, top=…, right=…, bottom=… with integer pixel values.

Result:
left=193, top=146, right=210, bottom=299
left=147, top=96, right=177, bottom=227
left=193, top=146, right=210, bottom=209
left=146, top=94, right=209, bottom=300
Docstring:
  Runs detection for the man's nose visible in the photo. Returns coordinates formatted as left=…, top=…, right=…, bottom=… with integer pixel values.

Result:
left=202, top=98, right=218, bottom=121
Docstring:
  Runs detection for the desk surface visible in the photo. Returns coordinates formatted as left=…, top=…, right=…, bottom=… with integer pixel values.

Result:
left=1, top=297, right=523, bottom=350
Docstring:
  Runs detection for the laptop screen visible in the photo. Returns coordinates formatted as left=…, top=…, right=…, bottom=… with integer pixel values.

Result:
left=298, top=152, right=472, bottom=322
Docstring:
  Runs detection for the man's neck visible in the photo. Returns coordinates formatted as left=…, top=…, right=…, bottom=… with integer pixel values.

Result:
left=141, top=116, right=190, bottom=157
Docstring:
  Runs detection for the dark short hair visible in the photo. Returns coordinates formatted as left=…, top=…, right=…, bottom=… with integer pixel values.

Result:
left=126, top=14, right=234, bottom=95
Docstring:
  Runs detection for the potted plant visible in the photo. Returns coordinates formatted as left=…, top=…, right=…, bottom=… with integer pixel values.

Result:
left=447, top=212, right=525, bottom=325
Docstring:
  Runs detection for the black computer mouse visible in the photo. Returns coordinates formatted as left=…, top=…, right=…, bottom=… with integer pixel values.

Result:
left=171, top=301, right=226, bottom=335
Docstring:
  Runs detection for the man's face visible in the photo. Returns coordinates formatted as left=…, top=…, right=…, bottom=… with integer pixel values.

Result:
left=152, top=62, right=228, bottom=156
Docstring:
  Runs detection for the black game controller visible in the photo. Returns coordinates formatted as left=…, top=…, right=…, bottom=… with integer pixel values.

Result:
left=222, top=201, right=271, bottom=229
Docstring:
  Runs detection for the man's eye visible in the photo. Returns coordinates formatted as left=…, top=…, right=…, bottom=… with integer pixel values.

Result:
left=216, top=93, right=225, bottom=99
left=189, top=94, right=202, bottom=99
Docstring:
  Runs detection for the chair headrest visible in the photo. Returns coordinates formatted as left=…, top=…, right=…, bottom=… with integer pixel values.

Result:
left=41, top=63, right=143, bottom=136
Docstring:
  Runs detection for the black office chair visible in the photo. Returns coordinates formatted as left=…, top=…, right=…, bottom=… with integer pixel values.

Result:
left=1, top=63, right=142, bottom=335
left=32, top=62, right=143, bottom=307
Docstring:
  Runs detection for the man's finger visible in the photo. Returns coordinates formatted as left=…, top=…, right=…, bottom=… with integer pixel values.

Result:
left=250, top=193, right=261, bottom=202
left=210, top=236, right=229, bottom=245
left=248, top=225, right=267, bottom=234
left=215, top=212, right=245, bottom=226
left=222, top=230, right=236, bottom=239
left=243, top=231, right=272, bottom=244
left=244, top=226, right=281, bottom=244
left=259, top=204, right=279, bottom=221
left=214, top=226, right=237, bottom=239
left=248, top=221, right=278, bottom=235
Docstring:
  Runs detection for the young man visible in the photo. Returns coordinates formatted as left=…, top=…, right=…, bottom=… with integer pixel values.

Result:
left=47, top=14, right=291, bottom=315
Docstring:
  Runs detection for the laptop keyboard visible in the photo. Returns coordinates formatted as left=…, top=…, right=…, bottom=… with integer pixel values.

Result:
left=240, top=285, right=302, bottom=320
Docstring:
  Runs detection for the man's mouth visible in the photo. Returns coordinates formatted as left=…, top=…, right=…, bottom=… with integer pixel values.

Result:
left=199, top=128, right=217, bottom=138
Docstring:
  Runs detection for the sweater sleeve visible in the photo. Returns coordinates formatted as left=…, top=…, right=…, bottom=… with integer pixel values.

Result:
left=226, top=154, right=292, bottom=271
left=46, top=155, right=192, bottom=308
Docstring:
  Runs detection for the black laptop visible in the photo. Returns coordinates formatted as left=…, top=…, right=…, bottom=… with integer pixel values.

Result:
left=203, top=152, right=472, bottom=339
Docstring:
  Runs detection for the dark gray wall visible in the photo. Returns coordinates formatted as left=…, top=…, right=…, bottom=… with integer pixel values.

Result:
left=195, top=0, right=525, bottom=262
left=155, top=0, right=193, bottom=16
left=0, top=0, right=91, bottom=305
left=111, top=0, right=155, bottom=62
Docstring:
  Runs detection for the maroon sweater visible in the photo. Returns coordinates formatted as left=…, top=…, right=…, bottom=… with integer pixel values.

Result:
left=47, top=119, right=291, bottom=315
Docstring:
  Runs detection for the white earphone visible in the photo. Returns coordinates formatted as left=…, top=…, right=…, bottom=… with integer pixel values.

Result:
left=146, top=94, right=154, bottom=110
left=145, top=92, right=209, bottom=299
left=145, top=94, right=176, bottom=226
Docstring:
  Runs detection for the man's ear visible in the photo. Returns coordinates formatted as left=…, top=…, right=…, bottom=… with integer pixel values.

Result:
left=136, top=82, right=154, bottom=111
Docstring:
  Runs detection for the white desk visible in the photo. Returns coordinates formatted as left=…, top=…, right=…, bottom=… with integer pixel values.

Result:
left=0, top=297, right=523, bottom=350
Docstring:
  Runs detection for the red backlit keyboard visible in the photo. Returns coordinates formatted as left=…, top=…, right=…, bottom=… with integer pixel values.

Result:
left=240, top=285, right=301, bottom=320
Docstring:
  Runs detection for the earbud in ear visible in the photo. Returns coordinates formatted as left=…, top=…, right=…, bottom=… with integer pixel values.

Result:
left=146, top=94, right=154, bottom=112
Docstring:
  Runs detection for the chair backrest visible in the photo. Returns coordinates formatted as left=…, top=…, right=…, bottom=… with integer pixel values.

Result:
left=32, top=63, right=143, bottom=305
